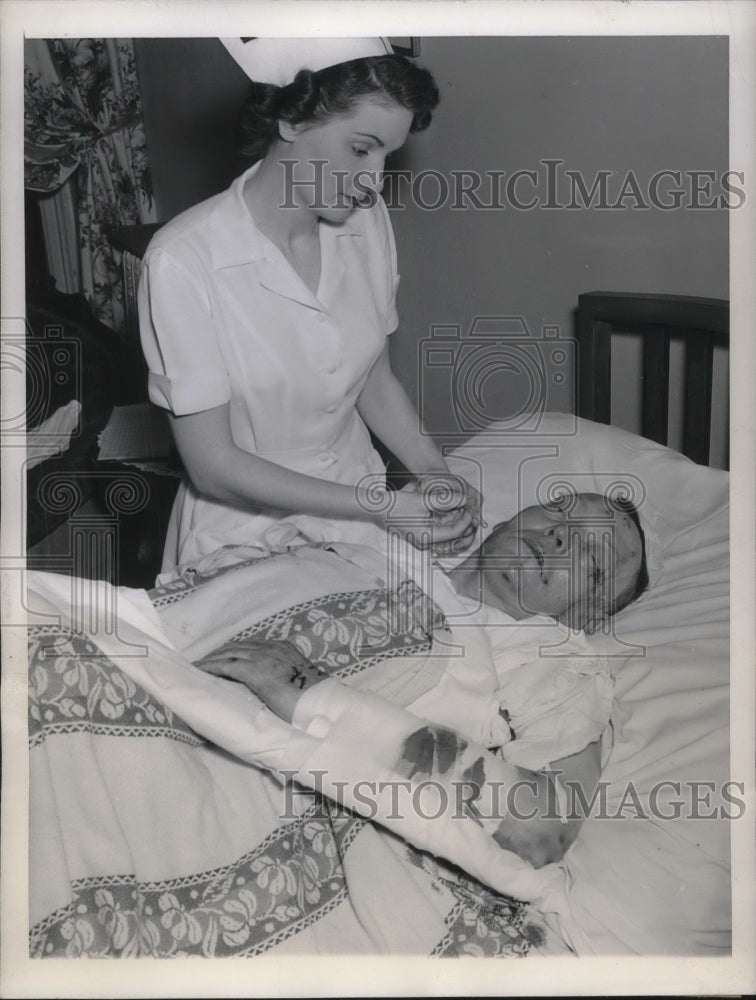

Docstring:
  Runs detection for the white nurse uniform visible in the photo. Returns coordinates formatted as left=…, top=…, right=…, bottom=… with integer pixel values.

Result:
left=138, top=162, right=399, bottom=580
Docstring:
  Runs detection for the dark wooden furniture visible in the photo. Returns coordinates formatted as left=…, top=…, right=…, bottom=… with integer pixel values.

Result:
left=26, top=244, right=180, bottom=589
left=25, top=290, right=122, bottom=548
left=577, top=292, right=729, bottom=467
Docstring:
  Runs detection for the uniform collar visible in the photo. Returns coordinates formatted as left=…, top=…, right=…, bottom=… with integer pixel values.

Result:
left=208, top=161, right=364, bottom=274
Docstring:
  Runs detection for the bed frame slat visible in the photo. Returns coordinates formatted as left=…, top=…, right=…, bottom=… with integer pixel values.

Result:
left=641, top=327, right=670, bottom=446
left=576, top=292, right=728, bottom=468
left=576, top=312, right=612, bottom=423
left=683, top=330, right=714, bottom=466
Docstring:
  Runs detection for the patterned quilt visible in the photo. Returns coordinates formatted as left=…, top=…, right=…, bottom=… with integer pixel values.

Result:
left=27, top=558, right=569, bottom=959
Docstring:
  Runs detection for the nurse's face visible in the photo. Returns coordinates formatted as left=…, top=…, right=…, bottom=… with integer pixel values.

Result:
left=278, top=98, right=413, bottom=221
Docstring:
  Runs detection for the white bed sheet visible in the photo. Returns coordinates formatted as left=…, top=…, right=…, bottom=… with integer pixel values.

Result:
left=25, top=412, right=732, bottom=957
left=445, top=412, right=731, bottom=954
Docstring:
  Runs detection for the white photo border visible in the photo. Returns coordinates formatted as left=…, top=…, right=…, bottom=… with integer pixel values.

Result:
left=2, top=2, right=754, bottom=997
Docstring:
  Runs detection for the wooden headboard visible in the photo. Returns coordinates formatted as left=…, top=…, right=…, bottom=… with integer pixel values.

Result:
left=576, top=292, right=729, bottom=468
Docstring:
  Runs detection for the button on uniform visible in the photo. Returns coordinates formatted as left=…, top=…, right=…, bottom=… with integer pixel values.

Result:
left=140, top=157, right=398, bottom=576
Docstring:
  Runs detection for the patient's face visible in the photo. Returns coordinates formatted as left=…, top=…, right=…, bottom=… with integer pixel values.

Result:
left=452, top=492, right=643, bottom=629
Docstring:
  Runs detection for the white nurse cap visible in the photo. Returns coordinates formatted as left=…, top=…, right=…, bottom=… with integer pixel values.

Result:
left=220, top=37, right=394, bottom=87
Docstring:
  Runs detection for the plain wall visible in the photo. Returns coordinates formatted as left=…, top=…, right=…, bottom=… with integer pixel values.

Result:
left=388, top=36, right=729, bottom=461
left=135, top=35, right=730, bottom=465
left=134, top=37, right=251, bottom=218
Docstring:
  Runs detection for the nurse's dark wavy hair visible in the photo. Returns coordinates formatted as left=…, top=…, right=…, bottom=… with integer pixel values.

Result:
left=235, top=55, right=440, bottom=161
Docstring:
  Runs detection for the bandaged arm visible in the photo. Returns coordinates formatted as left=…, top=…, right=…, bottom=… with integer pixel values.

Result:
left=213, top=651, right=603, bottom=871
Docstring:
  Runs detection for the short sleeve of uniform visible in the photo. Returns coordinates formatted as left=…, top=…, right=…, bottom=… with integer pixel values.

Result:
left=138, top=247, right=231, bottom=415
left=374, top=197, right=400, bottom=336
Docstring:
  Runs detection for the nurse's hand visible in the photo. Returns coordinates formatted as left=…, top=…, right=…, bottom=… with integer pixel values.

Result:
left=414, top=473, right=483, bottom=534
left=379, top=477, right=481, bottom=554
left=412, top=472, right=483, bottom=555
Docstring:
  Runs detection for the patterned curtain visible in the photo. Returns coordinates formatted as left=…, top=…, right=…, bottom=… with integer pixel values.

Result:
left=24, top=39, right=156, bottom=332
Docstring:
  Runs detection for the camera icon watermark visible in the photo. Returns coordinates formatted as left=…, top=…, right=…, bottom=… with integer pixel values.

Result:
left=419, top=316, right=578, bottom=440
left=1, top=316, right=81, bottom=444
left=1, top=314, right=150, bottom=652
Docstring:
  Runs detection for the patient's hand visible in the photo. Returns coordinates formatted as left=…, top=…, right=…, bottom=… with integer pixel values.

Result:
left=195, top=636, right=326, bottom=723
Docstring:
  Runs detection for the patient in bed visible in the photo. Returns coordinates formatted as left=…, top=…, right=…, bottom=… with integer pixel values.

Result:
left=195, top=491, right=648, bottom=868
left=447, top=491, right=648, bottom=634
left=399, top=489, right=649, bottom=767
left=197, top=490, right=647, bottom=711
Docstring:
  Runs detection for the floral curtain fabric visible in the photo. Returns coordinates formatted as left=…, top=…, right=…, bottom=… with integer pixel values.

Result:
left=25, top=39, right=156, bottom=332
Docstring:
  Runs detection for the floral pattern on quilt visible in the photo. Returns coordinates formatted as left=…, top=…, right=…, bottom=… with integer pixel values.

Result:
left=229, top=580, right=445, bottom=680
left=27, top=590, right=546, bottom=959
left=30, top=798, right=365, bottom=958
left=150, top=549, right=447, bottom=681
left=407, top=847, right=542, bottom=958
left=28, top=625, right=202, bottom=748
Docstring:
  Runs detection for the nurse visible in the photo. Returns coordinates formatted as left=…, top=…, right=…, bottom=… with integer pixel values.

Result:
left=139, top=38, right=480, bottom=581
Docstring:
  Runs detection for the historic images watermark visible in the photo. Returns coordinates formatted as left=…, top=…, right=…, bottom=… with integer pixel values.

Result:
left=279, top=770, right=747, bottom=825
left=279, top=158, right=746, bottom=212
